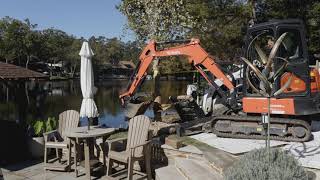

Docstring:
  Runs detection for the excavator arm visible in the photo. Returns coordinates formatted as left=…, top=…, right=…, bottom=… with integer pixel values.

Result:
left=120, top=39, right=236, bottom=106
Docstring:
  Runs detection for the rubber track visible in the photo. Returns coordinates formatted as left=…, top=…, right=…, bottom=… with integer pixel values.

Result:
left=211, top=115, right=312, bottom=142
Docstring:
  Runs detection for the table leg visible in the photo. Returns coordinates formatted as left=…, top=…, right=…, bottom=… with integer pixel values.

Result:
left=74, top=138, right=78, bottom=177
left=84, top=139, right=91, bottom=180
left=67, top=139, right=72, bottom=172
left=102, top=136, right=107, bottom=171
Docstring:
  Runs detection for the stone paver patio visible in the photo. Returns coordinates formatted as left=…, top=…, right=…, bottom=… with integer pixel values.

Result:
left=3, top=135, right=320, bottom=180
left=1, top=160, right=147, bottom=180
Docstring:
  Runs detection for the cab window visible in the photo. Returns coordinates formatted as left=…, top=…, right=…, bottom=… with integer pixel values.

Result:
left=278, top=28, right=304, bottom=61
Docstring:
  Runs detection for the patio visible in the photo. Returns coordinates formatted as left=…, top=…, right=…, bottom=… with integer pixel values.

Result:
left=1, top=160, right=148, bottom=180
left=2, top=134, right=320, bottom=180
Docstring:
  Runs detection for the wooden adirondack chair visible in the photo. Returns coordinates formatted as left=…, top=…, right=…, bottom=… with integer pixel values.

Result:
left=107, top=115, right=152, bottom=180
left=43, top=110, right=80, bottom=171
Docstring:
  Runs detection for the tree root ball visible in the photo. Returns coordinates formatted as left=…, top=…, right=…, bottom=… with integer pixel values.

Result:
left=224, top=148, right=307, bottom=180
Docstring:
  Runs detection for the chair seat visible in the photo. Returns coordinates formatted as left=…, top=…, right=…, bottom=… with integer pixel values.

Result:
left=108, top=150, right=129, bottom=163
left=45, top=141, right=68, bottom=148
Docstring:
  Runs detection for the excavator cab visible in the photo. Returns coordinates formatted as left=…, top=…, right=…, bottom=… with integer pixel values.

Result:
left=242, top=19, right=320, bottom=115
left=210, top=20, right=320, bottom=142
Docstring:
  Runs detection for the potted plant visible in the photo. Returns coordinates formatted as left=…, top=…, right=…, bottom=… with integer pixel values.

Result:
left=28, top=117, right=57, bottom=158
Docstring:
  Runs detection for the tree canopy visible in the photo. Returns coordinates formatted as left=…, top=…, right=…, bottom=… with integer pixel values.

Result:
left=0, top=1, right=319, bottom=76
left=0, top=16, right=140, bottom=75
left=118, top=0, right=320, bottom=63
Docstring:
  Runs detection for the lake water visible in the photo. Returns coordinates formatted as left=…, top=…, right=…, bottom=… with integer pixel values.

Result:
left=0, top=79, right=189, bottom=129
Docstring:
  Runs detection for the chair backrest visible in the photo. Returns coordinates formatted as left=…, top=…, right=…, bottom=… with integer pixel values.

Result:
left=58, top=110, right=80, bottom=140
left=126, top=115, right=151, bottom=157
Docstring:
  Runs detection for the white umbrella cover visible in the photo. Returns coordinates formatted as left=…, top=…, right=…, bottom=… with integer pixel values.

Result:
left=79, top=42, right=98, bottom=119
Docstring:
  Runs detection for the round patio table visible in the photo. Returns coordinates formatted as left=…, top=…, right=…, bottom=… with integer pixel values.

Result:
left=65, top=126, right=116, bottom=180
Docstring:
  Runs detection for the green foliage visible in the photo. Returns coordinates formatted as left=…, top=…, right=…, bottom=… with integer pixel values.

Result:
left=0, top=17, right=30, bottom=64
left=185, top=0, right=251, bottom=60
left=33, top=117, right=57, bottom=137
left=118, top=0, right=251, bottom=72
left=118, top=0, right=251, bottom=59
left=0, top=16, right=140, bottom=73
left=119, top=0, right=320, bottom=65
left=224, top=148, right=307, bottom=180
left=255, top=0, right=320, bottom=54
left=118, top=0, right=194, bottom=41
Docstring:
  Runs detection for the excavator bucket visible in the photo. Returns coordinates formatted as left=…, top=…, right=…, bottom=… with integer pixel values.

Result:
left=124, top=101, right=151, bottom=118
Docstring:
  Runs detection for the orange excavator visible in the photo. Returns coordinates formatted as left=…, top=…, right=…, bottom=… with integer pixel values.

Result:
left=120, top=19, right=320, bottom=142
left=119, top=38, right=237, bottom=108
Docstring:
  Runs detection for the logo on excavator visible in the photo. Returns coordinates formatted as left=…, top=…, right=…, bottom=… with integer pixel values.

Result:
left=166, top=50, right=181, bottom=55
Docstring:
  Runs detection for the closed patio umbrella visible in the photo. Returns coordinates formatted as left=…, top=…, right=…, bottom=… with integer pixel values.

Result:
left=79, top=41, right=98, bottom=130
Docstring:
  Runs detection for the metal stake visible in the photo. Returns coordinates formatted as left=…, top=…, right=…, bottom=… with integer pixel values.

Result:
left=267, top=96, right=271, bottom=163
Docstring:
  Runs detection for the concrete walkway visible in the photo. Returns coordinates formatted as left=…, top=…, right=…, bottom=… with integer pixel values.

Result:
left=2, top=160, right=87, bottom=180
left=1, top=160, right=147, bottom=180
left=191, top=132, right=320, bottom=172
left=156, top=134, right=320, bottom=180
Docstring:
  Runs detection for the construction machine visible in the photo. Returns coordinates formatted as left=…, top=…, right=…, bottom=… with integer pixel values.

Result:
left=120, top=19, right=320, bottom=142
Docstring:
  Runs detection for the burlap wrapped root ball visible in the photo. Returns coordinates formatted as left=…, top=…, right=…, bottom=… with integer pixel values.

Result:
left=224, top=148, right=307, bottom=180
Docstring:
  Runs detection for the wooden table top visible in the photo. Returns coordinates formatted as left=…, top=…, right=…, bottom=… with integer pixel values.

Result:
left=65, top=126, right=116, bottom=138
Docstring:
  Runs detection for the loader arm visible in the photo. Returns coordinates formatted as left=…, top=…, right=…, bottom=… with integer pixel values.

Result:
left=119, top=39, right=235, bottom=106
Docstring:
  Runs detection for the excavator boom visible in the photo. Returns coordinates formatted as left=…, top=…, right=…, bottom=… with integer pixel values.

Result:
left=120, top=39, right=235, bottom=106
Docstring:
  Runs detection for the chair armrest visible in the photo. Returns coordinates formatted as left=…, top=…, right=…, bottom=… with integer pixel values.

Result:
left=107, top=137, right=127, bottom=151
left=129, top=140, right=151, bottom=157
left=43, top=130, right=58, bottom=143
left=129, top=140, right=151, bottom=150
left=43, top=130, right=58, bottom=136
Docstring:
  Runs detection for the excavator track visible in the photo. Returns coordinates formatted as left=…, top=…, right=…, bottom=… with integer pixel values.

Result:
left=211, top=115, right=312, bottom=142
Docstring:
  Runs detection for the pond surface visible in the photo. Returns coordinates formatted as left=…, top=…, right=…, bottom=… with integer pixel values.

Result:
left=0, top=79, right=189, bottom=129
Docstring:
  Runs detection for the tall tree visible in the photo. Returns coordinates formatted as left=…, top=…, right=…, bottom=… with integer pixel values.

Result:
left=42, top=28, right=73, bottom=63
left=66, top=38, right=83, bottom=77
left=106, top=38, right=124, bottom=65
left=118, top=0, right=195, bottom=41
left=256, top=0, right=320, bottom=54
left=0, top=17, right=29, bottom=65
left=118, top=0, right=251, bottom=62
left=22, top=19, right=42, bottom=68
left=185, top=0, right=250, bottom=60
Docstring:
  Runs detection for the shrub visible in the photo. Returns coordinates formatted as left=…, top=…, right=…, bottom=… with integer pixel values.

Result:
left=33, top=117, right=57, bottom=137
left=224, top=148, right=307, bottom=180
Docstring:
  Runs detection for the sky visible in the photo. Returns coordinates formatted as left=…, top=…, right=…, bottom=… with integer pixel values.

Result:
left=0, top=0, right=135, bottom=41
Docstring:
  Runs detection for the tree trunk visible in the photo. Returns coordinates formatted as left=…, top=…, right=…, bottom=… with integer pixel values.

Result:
left=71, top=63, right=77, bottom=78
left=251, top=0, right=256, bottom=22
left=152, top=59, right=162, bottom=121
left=152, top=58, right=160, bottom=98
left=6, top=86, right=9, bottom=102
left=25, top=81, right=30, bottom=105
left=26, top=55, right=30, bottom=69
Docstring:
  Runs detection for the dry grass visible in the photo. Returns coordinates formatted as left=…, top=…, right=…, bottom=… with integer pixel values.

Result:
left=108, top=131, right=128, bottom=140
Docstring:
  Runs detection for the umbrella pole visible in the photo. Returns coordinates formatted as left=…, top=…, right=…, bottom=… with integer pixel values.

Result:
left=87, top=117, right=91, bottom=131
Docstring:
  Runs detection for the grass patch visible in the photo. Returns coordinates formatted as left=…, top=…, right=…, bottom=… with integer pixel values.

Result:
left=108, top=131, right=128, bottom=140
left=167, top=134, right=212, bottom=149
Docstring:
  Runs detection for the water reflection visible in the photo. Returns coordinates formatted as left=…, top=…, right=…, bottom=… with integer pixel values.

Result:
left=0, top=79, right=188, bottom=128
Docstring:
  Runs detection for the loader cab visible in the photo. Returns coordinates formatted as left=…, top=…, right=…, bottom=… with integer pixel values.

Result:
left=243, top=19, right=310, bottom=98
